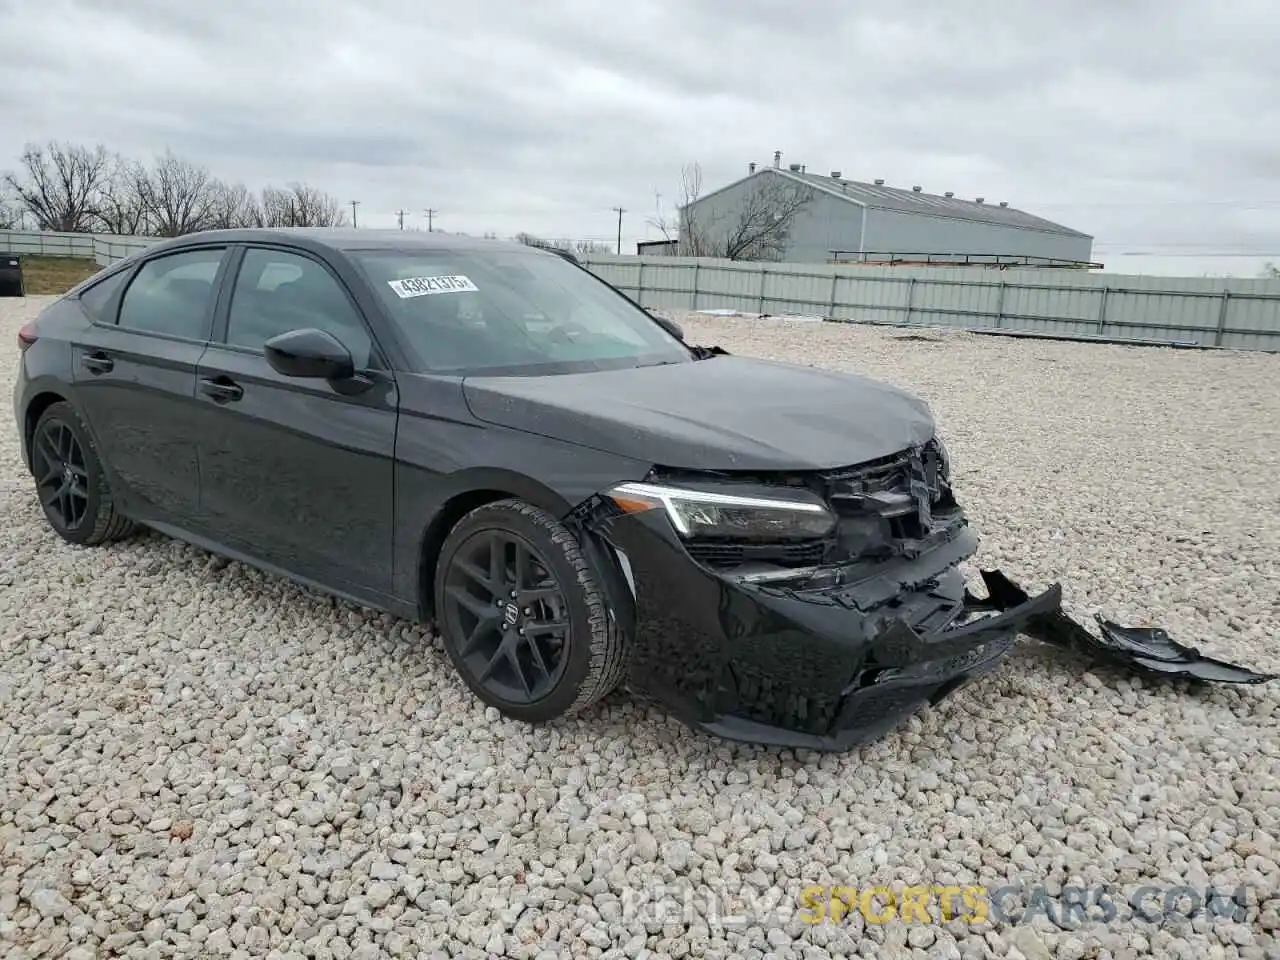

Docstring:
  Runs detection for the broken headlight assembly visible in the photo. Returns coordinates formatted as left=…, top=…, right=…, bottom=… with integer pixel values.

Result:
left=606, top=482, right=836, bottom=541
left=933, top=436, right=952, bottom=480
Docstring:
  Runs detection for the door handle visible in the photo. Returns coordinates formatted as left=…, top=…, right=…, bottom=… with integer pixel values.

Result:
left=199, top=377, right=244, bottom=403
left=82, top=352, right=113, bottom=374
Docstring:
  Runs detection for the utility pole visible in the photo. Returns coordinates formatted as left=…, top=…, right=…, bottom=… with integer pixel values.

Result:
left=349, top=200, right=360, bottom=228
left=423, top=208, right=436, bottom=232
left=611, top=206, right=625, bottom=254
left=395, top=209, right=408, bottom=230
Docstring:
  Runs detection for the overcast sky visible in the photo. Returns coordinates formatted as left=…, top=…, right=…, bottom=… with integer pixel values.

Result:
left=2, top=0, right=1279, bottom=273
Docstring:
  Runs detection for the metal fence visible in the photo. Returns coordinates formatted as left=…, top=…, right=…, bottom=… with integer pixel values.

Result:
left=0, top=229, right=157, bottom=266
left=5, top=230, right=1280, bottom=351
left=582, top=255, right=1280, bottom=351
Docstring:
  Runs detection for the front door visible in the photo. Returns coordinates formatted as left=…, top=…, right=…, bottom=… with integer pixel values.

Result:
left=194, top=245, right=399, bottom=599
left=71, top=246, right=228, bottom=523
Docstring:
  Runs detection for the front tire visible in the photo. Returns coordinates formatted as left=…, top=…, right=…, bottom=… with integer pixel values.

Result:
left=30, top=401, right=136, bottom=546
left=434, top=498, right=628, bottom=723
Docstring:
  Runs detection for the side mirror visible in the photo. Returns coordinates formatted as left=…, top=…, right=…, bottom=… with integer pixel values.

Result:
left=651, top=312, right=684, bottom=341
left=264, top=328, right=355, bottom=380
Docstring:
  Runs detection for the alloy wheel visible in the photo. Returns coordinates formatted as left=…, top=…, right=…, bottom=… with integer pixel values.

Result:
left=34, top=419, right=90, bottom=531
left=441, top=528, right=571, bottom=704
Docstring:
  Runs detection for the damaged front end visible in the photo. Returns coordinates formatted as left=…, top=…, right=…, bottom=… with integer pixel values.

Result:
left=572, top=437, right=1061, bottom=751
left=567, top=435, right=1275, bottom=751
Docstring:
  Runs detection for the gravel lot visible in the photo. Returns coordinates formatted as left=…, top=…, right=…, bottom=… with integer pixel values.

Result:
left=2, top=295, right=1279, bottom=960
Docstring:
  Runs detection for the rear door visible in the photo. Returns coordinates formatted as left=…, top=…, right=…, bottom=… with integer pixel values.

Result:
left=194, top=244, right=399, bottom=599
left=71, top=246, right=229, bottom=523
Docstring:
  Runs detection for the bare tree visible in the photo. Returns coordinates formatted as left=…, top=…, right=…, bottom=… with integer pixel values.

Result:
left=2, top=141, right=110, bottom=232
left=0, top=188, right=19, bottom=229
left=1, top=140, right=363, bottom=239
left=260, top=185, right=298, bottom=228
left=649, top=161, right=814, bottom=261
left=208, top=181, right=264, bottom=229
left=1261, top=262, right=1280, bottom=279
left=515, top=232, right=566, bottom=250
left=647, top=162, right=704, bottom=252
left=135, top=150, right=221, bottom=236
left=93, top=155, right=148, bottom=235
left=260, top=183, right=348, bottom=228
left=514, top=234, right=610, bottom=256
left=717, top=175, right=814, bottom=261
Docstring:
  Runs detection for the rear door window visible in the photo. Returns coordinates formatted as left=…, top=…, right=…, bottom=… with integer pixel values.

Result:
left=117, top=248, right=226, bottom=340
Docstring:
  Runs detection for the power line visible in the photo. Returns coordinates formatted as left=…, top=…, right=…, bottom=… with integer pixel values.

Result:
left=394, top=209, right=408, bottom=230
left=424, top=208, right=437, bottom=232
left=349, top=200, right=360, bottom=229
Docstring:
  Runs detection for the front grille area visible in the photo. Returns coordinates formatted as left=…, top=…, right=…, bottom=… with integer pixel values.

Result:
left=813, top=439, right=955, bottom=561
left=819, top=450, right=914, bottom=499
left=817, top=439, right=947, bottom=508
left=686, top=538, right=828, bottom=571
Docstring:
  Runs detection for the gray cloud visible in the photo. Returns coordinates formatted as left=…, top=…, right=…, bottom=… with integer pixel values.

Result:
left=2, top=0, right=1279, bottom=269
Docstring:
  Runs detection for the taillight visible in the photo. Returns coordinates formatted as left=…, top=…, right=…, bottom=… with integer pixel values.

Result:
left=17, top=322, right=37, bottom=353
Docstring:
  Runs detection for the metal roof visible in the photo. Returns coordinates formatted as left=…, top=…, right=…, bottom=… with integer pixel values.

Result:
left=694, top=169, right=1091, bottom=239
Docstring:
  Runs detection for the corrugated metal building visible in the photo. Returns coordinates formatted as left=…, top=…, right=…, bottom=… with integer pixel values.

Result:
left=681, top=159, right=1094, bottom=266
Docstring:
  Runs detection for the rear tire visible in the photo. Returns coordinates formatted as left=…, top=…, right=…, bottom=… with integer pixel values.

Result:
left=434, top=498, right=628, bottom=723
left=30, top=401, right=136, bottom=546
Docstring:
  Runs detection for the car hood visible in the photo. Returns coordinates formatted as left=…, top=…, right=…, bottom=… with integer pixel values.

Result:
left=462, top=355, right=936, bottom=471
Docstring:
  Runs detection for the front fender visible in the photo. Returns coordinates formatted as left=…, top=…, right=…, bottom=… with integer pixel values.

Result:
left=391, top=410, right=653, bottom=605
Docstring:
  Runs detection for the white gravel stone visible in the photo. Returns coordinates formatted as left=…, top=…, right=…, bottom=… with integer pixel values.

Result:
left=28, top=889, right=70, bottom=919
left=1, top=297, right=1278, bottom=958
left=369, top=860, right=399, bottom=881
left=365, top=883, right=394, bottom=909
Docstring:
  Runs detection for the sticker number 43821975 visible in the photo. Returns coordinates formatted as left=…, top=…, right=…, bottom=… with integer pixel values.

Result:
left=388, top=275, right=479, bottom=298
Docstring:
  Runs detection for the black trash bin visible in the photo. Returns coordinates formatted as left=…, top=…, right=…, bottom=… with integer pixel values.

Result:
left=0, top=253, right=23, bottom=297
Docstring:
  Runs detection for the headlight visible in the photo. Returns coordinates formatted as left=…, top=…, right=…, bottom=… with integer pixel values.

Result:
left=606, top=482, right=836, bottom=540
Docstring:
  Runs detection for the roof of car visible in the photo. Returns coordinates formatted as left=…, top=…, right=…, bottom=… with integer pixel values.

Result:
left=146, top=228, right=534, bottom=256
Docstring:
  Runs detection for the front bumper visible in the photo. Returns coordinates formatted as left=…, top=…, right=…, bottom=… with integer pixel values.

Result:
left=583, top=505, right=1060, bottom=752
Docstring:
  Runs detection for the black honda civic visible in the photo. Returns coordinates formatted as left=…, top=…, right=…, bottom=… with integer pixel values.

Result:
left=12, top=228, right=1057, bottom=750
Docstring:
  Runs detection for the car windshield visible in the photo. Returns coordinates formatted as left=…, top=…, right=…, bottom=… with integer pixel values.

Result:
left=353, top=248, right=691, bottom=375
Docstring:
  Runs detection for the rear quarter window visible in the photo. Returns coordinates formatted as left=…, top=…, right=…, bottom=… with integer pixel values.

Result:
left=78, top=269, right=129, bottom=323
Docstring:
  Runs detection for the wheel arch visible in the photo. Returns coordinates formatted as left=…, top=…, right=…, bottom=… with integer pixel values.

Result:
left=415, top=468, right=574, bottom=620
left=22, top=390, right=73, bottom=470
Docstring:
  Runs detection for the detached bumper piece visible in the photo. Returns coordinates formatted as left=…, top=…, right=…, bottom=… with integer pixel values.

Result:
left=969, top=569, right=1278, bottom=685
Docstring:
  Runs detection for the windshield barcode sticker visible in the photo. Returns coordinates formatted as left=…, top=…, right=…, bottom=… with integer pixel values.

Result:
left=388, top=275, right=478, bottom=298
